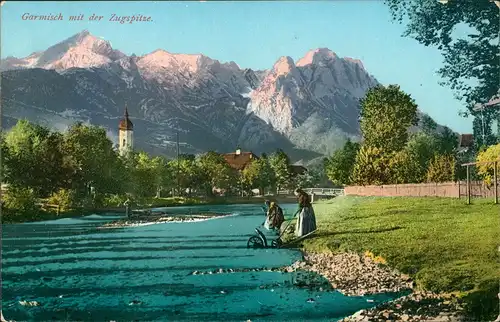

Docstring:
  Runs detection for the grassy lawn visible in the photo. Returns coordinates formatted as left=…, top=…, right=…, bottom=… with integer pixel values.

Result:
left=300, top=196, right=499, bottom=320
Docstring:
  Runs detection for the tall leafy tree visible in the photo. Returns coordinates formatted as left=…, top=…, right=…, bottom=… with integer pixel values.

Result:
left=198, top=151, right=235, bottom=196
left=242, top=156, right=275, bottom=195
left=269, top=149, right=292, bottom=192
left=151, top=156, right=173, bottom=197
left=170, top=157, right=201, bottom=196
left=132, top=152, right=157, bottom=197
left=435, top=126, right=459, bottom=155
left=421, top=114, right=438, bottom=135
left=324, top=139, right=360, bottom=185
left=3, top=120, right=68, bottom=197
left=351, top=146, right=393, bottom=185
left=62, top=122, right=121, bottom=196
left=472, top=113, right=497, bottom=150
left=359, top=85, right=419, bottom=152
left=385, top=0, right=500, bottom=147
left=405, top=132, right=439, bottom=174
left=389, top=149, right=426, bottom=184
left=426, top=154, right=456, bottom=183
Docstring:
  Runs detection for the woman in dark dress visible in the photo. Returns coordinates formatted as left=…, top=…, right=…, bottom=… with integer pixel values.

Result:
left=293, top=188, right=317, bottom=237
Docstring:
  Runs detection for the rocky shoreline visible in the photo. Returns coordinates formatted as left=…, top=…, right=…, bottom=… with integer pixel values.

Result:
left=184, top=251, right=466, bottom=321
left=293, top=252, right=466, bottom=322
left=98, top=212, right=231, bottom=228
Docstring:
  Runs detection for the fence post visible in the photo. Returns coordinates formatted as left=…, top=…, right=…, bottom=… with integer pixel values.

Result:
left=458, top=180, right=461, bottom=199
left=466, top=165, right=471, bottom=205
left=494, top=161, right=498, bottom=205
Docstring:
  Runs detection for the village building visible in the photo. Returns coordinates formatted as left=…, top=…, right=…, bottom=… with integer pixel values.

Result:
left=222, top=147, right=308, bottom=178
left=458, top=134, right=474, bottom=153
left=118, top=105, right=134, bottom=155
left=222, top=147, right=258, bottom=171
left=222, top=147, right=308, bottom=175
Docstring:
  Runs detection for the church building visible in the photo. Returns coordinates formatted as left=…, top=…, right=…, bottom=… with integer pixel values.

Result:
left=119, top=105, right=134, bottom=155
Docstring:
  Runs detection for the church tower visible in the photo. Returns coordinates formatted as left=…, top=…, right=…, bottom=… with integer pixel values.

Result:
left=119, top=105, right=134, bottom=155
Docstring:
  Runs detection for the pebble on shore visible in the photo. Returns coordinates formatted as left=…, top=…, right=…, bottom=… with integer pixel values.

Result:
left=185, top=252, right=466, bottom=321
left=293, top=252, right=466, bottom=322
left=99, top=213, right=229, bottom=228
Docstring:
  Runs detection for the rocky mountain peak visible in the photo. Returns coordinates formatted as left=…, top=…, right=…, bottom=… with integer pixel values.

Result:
left=1, top=30, right=126, bottom=71
left=138, top=49, right=213, bottom=74
left=272, top=56, right=296, bottom=76
left=1, top=32, right=443, bottom=160
left=296, top=48, right=337, bottom=67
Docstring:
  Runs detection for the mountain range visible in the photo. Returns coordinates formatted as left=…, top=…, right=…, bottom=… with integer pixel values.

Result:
left=0, top=30, right=439, bottom=163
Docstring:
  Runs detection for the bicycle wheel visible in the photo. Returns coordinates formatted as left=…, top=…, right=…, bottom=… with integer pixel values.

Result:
left=247, top=236, right=264, bottom=248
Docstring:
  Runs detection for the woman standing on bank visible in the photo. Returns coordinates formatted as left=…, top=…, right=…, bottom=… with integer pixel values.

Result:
left=293, top=188, right=317, bottom=237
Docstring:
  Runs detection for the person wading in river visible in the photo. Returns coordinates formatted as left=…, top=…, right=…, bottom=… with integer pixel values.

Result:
left=268, top=201, right=285, bottom=231
left=293, top=188, right=317, bottom=237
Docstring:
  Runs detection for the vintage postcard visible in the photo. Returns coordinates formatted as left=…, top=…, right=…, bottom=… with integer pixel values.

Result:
left=1, top=0, right=499, bottom=321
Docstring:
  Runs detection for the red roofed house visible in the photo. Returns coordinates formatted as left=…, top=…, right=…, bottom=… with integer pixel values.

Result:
left=222, top=148, right=259, bottom=171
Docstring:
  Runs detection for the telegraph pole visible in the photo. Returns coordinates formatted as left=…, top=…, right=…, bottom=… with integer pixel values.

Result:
left=176, top=130, right=180, bottom=197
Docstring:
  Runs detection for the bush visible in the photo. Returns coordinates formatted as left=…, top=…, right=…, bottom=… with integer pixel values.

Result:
left=102, top=194, right=133, bottom=207
left=476, top=143, right=500, bottom=186
left=2, top=186, right=39, bottom=214
left=47, top=189, right=77, bottom=212
left=351, top=146, right=392, bottom=185
left=426, top=154, right=456, bottom=183
left=389, top=149, right=425, bottom=184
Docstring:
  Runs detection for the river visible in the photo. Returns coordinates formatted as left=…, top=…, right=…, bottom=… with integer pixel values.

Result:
left=2, top=203, right=402, bottom=321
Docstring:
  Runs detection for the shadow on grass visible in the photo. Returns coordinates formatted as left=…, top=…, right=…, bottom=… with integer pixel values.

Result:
left=461, top=279, right=499, bottom=321
left=340, top=210, right=413, bottom=221
left=315, top=226, right=404, bottom=237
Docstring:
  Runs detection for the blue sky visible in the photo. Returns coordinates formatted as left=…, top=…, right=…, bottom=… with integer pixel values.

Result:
left=1, top=1, right=473, bottom=133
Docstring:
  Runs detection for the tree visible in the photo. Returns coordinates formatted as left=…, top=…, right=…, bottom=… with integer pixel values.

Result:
left=389, top=149, right=426, bottom=184
left=3, top=120, right=68, bottom=197
left=359, top=85, right=419, bottom=152
left=151, top=156, right=173, bottom=197
left=472, top=113, right=497, bottom=150
left=475, top=143, right=500, bottom=186
left=269, top=149, right=292, bottom=192
left=2, top=186, right=39, bottom=215
left=435, top=126, right=459, bottom=155
left=351, top=146, right=393, bottom=185
left=132, top=152, right=158, bottom=197
left=421, top=114, right=438, bottom=135
left=385, top=0, right=499, bottom=146
left=242, top=156, right=275, bottom=195
left=405, top=132, right=439, bottom=177
left=198, top=151, right=235, bottom=196
left=170, top=157, right=202, bottom=196
left=324, top=139, right=360, bottom=185
left=62, top=122, right=121, bottom=197
left=47, top=188, right=77, bottom=212
left=426, top=154, right=456, bottom=183
left=291, top=168, right=323, bottom=189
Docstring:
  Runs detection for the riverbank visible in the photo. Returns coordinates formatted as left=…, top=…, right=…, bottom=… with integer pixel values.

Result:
left=283, top=252, right=465, bottom=322
left=1, top=195, right=298, bottom=224
left=139, top=195, right=298, bottom=208
left=289, top=196, right=498, bottom=321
